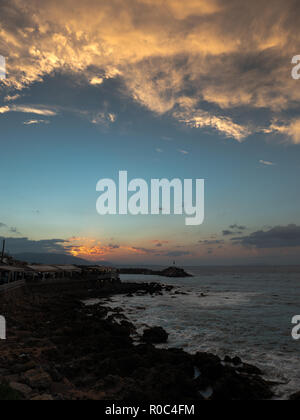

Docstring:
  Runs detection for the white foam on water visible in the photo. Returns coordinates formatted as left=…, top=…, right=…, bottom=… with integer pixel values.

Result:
left=84, top=298, right=101, bottom=306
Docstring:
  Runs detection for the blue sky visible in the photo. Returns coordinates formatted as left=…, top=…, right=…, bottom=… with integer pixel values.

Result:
left=1, top=0, right=300, bottom=265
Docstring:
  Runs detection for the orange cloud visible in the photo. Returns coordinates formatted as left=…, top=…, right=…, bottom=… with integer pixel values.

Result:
left=69, top=245, right=110, bottom=258
left=264, top=118, right=300, bottom=144
left=65, top=236, right=152, bottom=260
left=1, top=0, right=300, bottom=142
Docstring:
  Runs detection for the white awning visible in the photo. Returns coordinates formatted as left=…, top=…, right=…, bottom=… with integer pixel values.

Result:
left=54, top=265, right=82, bottom=272
left=0, top=265, right=25, bottom=272
left=27, top=265, right=61, bottom=273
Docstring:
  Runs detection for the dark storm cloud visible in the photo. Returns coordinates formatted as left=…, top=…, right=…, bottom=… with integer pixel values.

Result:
left=223, top=230, right=235, bottom=236
left=223, top=225, right=247, bottom=236
left=0, top=237, right=68, bottom=254
left=108, top=244, right=120, bottom=249
left=223, top=230, right=245, bottom=236
left=199, top=239, right=225, bottom=245
left=229, top=225, right=247, bottom=231
left=232, top=225, right=300, bottom=248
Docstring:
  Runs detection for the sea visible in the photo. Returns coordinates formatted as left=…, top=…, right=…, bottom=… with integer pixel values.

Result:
left=90, top=266, right=300, bottom=400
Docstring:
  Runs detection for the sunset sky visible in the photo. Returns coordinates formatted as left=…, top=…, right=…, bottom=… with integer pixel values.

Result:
left=1, top=0, right=300, bottom=265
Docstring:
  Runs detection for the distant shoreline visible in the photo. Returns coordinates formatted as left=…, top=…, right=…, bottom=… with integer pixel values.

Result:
left=119, top=266, right=193, bottom=278
left=120, top=265, right=300, bottom=274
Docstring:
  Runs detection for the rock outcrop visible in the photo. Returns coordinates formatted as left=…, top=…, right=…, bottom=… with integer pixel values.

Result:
left=120, top=267, right=192, bottom=278
left=142, top=327, right=169, bottom=344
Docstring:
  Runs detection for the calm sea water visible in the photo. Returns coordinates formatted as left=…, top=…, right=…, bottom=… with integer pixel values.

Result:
left=98, top=267, right=300, bottom=399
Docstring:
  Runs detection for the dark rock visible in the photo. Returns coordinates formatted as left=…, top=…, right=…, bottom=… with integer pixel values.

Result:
left=120, top=320, right=136, bottom=333
left=232, top=357, right=242, bottom=366
left=12, top=361, right=36, bottom=374
left=237, top=363, right=262, bottom=376
left=47, top=367, right=63, bottom=383
left=119, top=267, right=192, bottom=278
left=290, top=391, right=300, bottom=401
left=31, top=394, right=54, bottom=400
left=22, top=369, right=52, bottom=390
left=142, top=327, right=169, bottom=344
left=194, top=352, right=221, bottom=368
left=0, top=383, right=22, bottom=400
left=212, top=373, right=273, bottom=401
left=160, top=267, right=192, bottom=278
left=9, top=382, right=33, bottom=399
left=194, top=353, right=225, bottom=382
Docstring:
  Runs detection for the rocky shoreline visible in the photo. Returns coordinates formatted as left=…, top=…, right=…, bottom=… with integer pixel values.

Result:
left=0, top=281, right=276, bottom=400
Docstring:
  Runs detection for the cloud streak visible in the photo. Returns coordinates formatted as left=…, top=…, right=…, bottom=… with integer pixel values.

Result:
left=0, top=104, right=57, bottom=116
left=174, top=108, right=251, bottom=142
left=259, top=160, right=275, bottom=166
left=23, top=119, right=50, bottom=125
